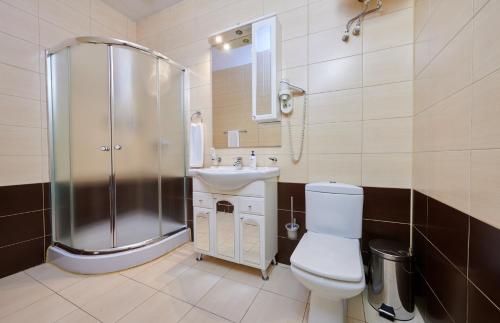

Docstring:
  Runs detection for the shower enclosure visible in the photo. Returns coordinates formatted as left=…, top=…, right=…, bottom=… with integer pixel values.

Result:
left=46, top=37, right=189, bottom=273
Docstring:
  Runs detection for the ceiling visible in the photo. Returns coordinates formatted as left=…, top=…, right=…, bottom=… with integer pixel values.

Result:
left=102, top=0, right=182, bottom=21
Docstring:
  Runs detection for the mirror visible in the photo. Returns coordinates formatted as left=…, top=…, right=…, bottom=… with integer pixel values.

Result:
left=216, top=200, right=235, bottom=259
left=210, top=16, right=280, bottom=148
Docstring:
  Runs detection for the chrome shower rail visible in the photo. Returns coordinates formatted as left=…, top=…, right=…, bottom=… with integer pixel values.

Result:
left=47, top=36, right=187, bottom=71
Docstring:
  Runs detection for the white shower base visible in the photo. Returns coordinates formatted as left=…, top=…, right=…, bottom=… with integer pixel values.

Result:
left=47, top=228, right=190, bottom=274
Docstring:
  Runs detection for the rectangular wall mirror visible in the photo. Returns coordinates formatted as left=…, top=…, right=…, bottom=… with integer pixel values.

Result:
left=209, top=15, right=280, bottom=149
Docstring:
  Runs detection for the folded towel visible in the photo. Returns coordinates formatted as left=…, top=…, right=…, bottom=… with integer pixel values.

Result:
left=189, top=123, right=204, bottom=168
left=227, top=130, right=240, bottom=148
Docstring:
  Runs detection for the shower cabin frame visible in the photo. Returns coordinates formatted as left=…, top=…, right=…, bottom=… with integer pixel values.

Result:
left=46, top=37, right=189, bottom=260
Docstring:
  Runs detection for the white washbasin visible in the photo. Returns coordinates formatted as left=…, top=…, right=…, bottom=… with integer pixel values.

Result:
left=189, top=166, right=280, bottom=191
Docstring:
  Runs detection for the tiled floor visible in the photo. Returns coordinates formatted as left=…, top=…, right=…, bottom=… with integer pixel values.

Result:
left=0, top=242, right=422, bottom=323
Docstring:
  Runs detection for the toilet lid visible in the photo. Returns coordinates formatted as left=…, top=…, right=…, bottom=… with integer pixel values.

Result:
left=290, top=232, right=364, bottom=282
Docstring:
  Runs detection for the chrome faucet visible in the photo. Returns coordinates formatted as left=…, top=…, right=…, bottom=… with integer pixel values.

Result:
left=233, top=157, right=243, bottom=170
left=210, top=147, right=221, bottom=166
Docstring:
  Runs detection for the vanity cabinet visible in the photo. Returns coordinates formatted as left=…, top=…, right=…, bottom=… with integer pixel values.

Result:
left=192, top=178, right=277, bottom=278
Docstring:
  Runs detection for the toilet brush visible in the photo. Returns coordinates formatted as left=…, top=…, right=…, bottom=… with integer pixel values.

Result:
left=285, top=196, right=299, bottom=240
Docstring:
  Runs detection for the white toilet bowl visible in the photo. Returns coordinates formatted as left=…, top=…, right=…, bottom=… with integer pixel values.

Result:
left=291, top=232, right=365, bottom=323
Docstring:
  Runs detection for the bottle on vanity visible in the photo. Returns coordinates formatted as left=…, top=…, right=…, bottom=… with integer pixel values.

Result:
left=250, top=150, right=257, bottom=169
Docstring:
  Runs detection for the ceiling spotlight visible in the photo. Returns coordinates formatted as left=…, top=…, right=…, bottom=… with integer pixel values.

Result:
left=223, top=43, right=231, bottom=50
left=215, top=35, right=222, bottom=43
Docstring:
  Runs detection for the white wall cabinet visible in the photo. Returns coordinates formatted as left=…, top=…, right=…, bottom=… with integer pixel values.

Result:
left=192, top=178, right=277, bottom=279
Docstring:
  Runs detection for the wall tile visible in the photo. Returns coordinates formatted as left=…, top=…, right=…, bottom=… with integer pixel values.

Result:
left=469, top=217, right=500, bottom=308
left=281, top=36, right=307, bottom=69
left=0, top=1, right=38, bottom=43
left=277, top=182, right=305, bottom=211
left=426, top=197, right=469, bottom=274
left=363, top=8, right=414, bottom=53
left=264, top=0, right=306, bottom=15
left=470, top=149, right=500, bottom=229
left=0, top=155, right=42, bottom=186
left=363, top=45, right=413, bottom=86
left=419, top=231, right=468, bottom=323
left=308, top=153, right=361, bottom=185
left=277, top=6, right=307, bottom=41
left=468, top=282, right=500, bottom=322
left=309, top=55, right=362, bottom=93
left=308, top=89, right=363, bottom=124
left=39, top=20, right=75, bottom=49
left=308, top=25, right=362, bottom=64
left=428, top=151, right=470, bottom=214
left=39, top=0, right=90, bottom=35
left=361, top=153, right=412, bottom=188
left=90, top=0, right=128, bottom=35
left=308, top=0, right=362, bottom=33
left=0, top=211, right=44, bottom=247
left=362, top=118, right=412, bottom=153
left=0, top=125, right=42, bottom=156
left=363, top=81, right=413, bottom=120
left=0, top=237, right=45, bottom=278
left=413, top=190, right=427, bottom=230
left=308, top=121, right=362, bottom=154
left=473, top=0, right=500, bottom=80
left=363, top=187, right=410, bottom=223
left=0, top=63, right=40, bottom=100
left=361, top=220, right=410, bottom=252
left=0, top=183, right=43, bottom=216
left=0, top=32, right=39, bottom=72
left=2, top=0, right=38, bottom=15
left=0, top=95, right=40, bottom=128
left=472, top=68, right=500, bottom=150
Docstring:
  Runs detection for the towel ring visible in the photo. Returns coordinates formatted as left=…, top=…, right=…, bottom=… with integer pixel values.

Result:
left=190, top=111, right=203, bottom=123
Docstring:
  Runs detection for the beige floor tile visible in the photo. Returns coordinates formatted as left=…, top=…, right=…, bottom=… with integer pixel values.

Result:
left=56, top=309, right=99, bottom=323
left=25, top=263, right=86, bottom=292
left=0, top=294, right=76, bottom=323
left=242, top=290, right=306, bottom=323
left=197, top=278, right=259, bottom=322
left=263, top=265, right=309, bottom=302
left=179, top=307, right=231, bottom=323
left=59, top=273, right=128, bottom=306
left=224, top=263, right=265, bottom=289
left=347, top=294, right=365, bottom=321
left=120, top=257, right=164, bottom=278
left=162, top=267, right=221, bottom=305
left=0, top=272, right=53, bottom=319
left=118, top=292, right=192, bottom=323
left=163, top=245, right=198, bottom=267
left=130, top=258, right=190, bottom=289
left=193, top=256, right=233, bottom=276
left=81, top=278, right=156, bottom=322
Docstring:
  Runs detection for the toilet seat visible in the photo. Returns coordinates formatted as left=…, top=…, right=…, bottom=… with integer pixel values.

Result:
left=290, top=232, right=363, bottom=283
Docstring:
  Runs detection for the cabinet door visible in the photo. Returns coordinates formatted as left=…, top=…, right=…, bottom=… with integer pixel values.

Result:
left=214, top=196, right=239, bottom=262
left=194, top=207, right=212, bottom=254
left=239, top=214, right=264, bottom=268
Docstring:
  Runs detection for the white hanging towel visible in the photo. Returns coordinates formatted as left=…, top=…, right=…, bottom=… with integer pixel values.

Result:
left=227, top=130, right=240, bottom=148
left=189, top=123, right=204, bottom=168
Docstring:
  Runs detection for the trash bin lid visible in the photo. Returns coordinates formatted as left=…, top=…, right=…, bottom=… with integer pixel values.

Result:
left=369, top=239, right=410, bottom=261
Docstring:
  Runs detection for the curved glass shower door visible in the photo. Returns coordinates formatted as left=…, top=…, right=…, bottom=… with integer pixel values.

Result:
left=48, top=38, right=186, bottom=254
left=112, top=46, right=160, bottom=247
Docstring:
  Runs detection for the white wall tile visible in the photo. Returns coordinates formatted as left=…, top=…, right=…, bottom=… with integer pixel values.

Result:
left=0, top=1, right=38, bottom=43
left=309, top=25, right=362, bottom=64
left=363, top=45, right=413, bottom=86
left=309, top=55, right=362, bottom=93
left=362, top=153, right=412, bottom=188
left=363, top=118, right=413, bottom=153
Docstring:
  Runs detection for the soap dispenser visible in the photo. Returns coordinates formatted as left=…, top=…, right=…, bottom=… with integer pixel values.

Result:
left=250, top=150, right=257, bottom=169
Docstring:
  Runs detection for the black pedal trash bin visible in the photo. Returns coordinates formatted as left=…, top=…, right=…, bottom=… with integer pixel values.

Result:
left=368, top=239, right=415, bottom=321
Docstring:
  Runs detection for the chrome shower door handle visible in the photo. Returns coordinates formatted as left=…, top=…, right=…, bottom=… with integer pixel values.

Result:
left=99, top=146, right=110, bottom=151
left=113, top=144, right=122, bottom=150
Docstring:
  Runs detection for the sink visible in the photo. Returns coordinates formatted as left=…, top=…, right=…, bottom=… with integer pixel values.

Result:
left=189, top=166, right=280, bottom=191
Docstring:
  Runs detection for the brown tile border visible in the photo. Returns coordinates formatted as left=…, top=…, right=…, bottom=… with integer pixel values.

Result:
left=0, top=237, right=45, bottom=278
left=0, top=183, right=43, bottom=217
left=412, top=190, right=500, bottom=323
left=363, top=186, right=411, bottom=223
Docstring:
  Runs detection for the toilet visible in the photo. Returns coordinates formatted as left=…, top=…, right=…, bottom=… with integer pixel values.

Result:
left=290, top=182, right=365, bottom=323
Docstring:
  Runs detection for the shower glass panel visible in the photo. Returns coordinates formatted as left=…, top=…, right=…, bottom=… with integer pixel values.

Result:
left=112, top=46, right=160, bottom=247
left=48, top=37, right=186, bottom=254
left=50, top=48, right=71, bottom=247
left=159, top=60, right=186, bottom=234
left=70, top=44, right=113, bottom=251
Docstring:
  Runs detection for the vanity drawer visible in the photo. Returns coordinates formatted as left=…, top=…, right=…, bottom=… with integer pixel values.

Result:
left=193, top=192, right=214, bottom=209
left=239, top=197, right=265, bottom=215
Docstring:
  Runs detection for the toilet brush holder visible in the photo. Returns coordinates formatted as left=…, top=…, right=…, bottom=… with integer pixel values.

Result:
left=285, top=222, right=300, bottom=240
